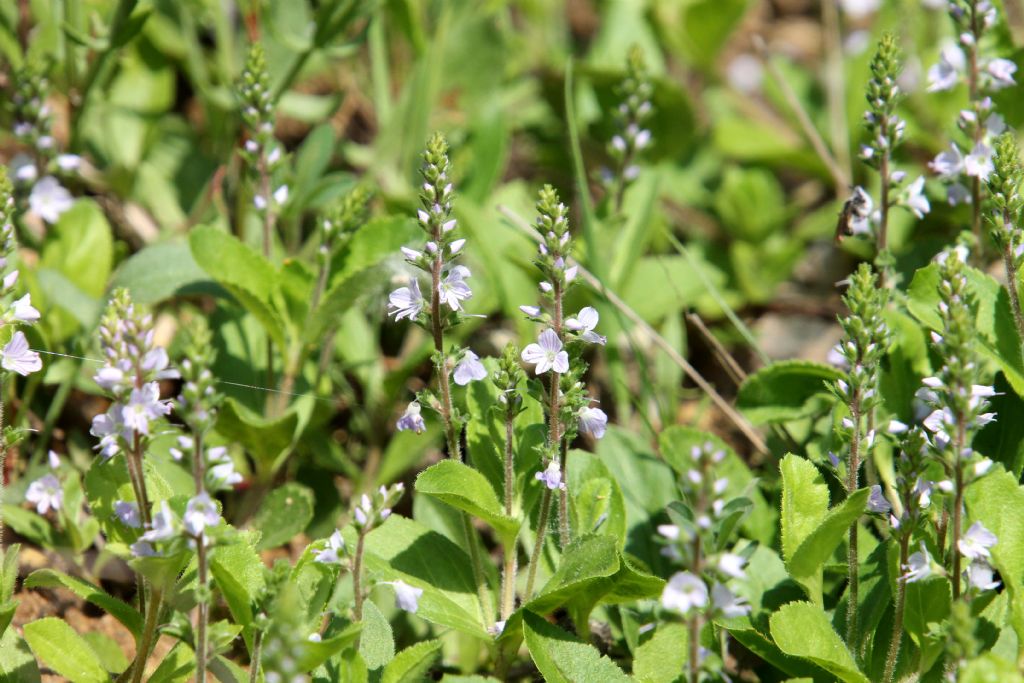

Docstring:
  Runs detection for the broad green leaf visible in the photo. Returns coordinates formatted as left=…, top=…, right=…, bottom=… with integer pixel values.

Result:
left=719, top=617, right=818, bottom=679
left=0, top=628, right=40, bottom=682
left=568, top=453, right=628, bottom=547
left=787, top=487, right=868, bottom=597
left=215, top=397, right=299, bottom=472
left=779, top=454, right=828, bottom=602
left=111, top=241, right=220, bottom=305
left=415, top=460, right=519, bottom=547
left=737, top=361, right=843, bottom=423
left=25, top=569, right=143, bottom=638
left=210, top=538, right=266, bottom=628
left=251, top=482, right=314, bottom=550
left=147, top=642, right=195, bottom=683
left=522, top=611, right=631, bottom=682
left=83, top=454, right=173, bottom=545
left=23, top=618, right=108, bottom=683
left=382, top=639, right=443, bottom=683
left=189, top=225, right=286, bottom=348
left=298, top=622, right=361, bottom=671
left=0, top=505, right=54, bottom=547
left=633, top=622, right=687, bottom=683
left=769, top=602, right=868, bottom=683
left=81, top=632, right=129, bottom=674
left=359, top=601, right=395, bottom=670
left=966, top=466, right=1024, bottom=649
left=960, top=653, right=1024, bottom=683
left=292, top=124, right=336, bottom=203
left=34, top=269, right=100, bottom=327
left=352, top=516, right=488, bottom=637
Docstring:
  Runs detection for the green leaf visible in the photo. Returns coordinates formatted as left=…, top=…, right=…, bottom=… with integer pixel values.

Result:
left=215, top=397, right=299, bottom=472
left=189, top=225, right=286, bottom=348
left=210, top=539, right=266, bottom=628
left=147, top=642, right=195, bottom=683
left=966, top=466, right=1024, bottom=648
left=297, top=622, right=362, bottom=671
left=0, top=505, right=54, bottom=547
left=720, top=617, right=819, bottom=679
left=737, top=361, right=843, bottom=424
left=251, top=482, right=314, bottom=550
left=354, top=516, right=488, bottom=637
left=24, top=569, right=143, bottom=638
left=359, top=600, right=395, bottom=670
left=522, top=611, right=632, bottom=682
left=415, top=460, right=519, bottom=547
left=23, top=618, right=108, bottom=683
left=779, top=454, right=828, bottom=602
left=81, top=632, right=130, bottom=674
left=768, top=602, right=868, bottom=683
left=787, top=488, right=868, bottom=598
left=382, top=639, right=443, bottom=683
left=633, top=622, right=687, bottom=683
left=0, top=628, right=40, bottom=682
left=111, top=241, right=221, bottom=305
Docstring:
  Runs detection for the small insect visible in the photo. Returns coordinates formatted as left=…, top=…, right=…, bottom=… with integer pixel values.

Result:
left=835, top=186, right=873, bottom=243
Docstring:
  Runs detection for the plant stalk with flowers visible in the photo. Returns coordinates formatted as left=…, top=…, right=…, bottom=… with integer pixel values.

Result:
left=827, top=263, right=888, bottom=642
left=603, top=45, right=653, bottom=214
left=986, top=132, right=1024, bottom=340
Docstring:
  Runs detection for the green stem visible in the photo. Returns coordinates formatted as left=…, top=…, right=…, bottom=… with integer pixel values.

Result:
left=248, top=629, right=264, bottom=683
left=194, top=431, right=209, bottom=683
left=883, top=533, right=910, bottom=683
left=846, top=399, right=861, bottom=645
left=130, top=590, right=162, bottom=683
left=501, top=404, right=517, bottom=621
left=524, top=487, right=553, bottom=601
left=352, top=531, right=366, bottom=621
left=1002, top=237, right=1024, bottom=342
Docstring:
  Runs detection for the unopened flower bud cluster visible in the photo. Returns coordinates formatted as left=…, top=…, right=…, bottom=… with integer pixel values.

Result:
left=0, top=171, right=42, bottom=377
left=238, top=44, right=288, bottom=212
left=985, top=133, right=1024, bottom=255
left=604, top=46, right=653, bottom=192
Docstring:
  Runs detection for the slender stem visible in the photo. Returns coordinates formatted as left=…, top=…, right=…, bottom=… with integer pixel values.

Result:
left=967, top=3, right=985, bottom=262
left=689, top=459, right=708, bottom=683
left=877, top=118, right=892, bottom=287
left=248, top=629, right=264, bottom=683
left=501, top=402, right=517, bottom=621
left=525, top=487, right=553, bottom=601
left=1002, top=238, right=1024, bottom=340
left=194, top=431, right=209, bottom=683
left=0, top=377, right=6, bottom=547
left=846, top=399, right=862, bottom=645
left=951, top=430, right=965, bottom=600
left=257, top=152, right=277, bottom=396
left=883, top=533, right=911, bottom=683
left=352, top=531, right=366, bottom=621
left=549, top=281, right=570, bottom=548
left=130, top=590, right=162, bottom=683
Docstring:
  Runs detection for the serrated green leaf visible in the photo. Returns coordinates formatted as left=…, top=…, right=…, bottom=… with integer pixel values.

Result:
left=769, top=602, right=868, bottom=683
left=111, top=241, right=221, bottom=305
left=779, top=454, right=828, bottom=602
left=737, top=361, right=843, bottom=423
left=719, top=616, right=819, bottom=679
left=251, top=482, right=314, bottom=550
left=298, top=622, right=361, bottom=671
left=522, top=611, right=631, bottom=682
left=633, top=622, right=687, bottom=683
left=81, top=631, right=129, bottom=674
left=25, top=569, right=142, bottom=638
left=415, top=460, right=519, bottom=547
left=382, top=639, right=443, bottom=683
left=189, top=225, right=286, bottom=348
left=23, top=618, right=108, bottom=683
left=210, top=539, right=266, bottom=628
left=788, top=487, right=868, bottom=597
left=359, top=600, right=395, bottom=670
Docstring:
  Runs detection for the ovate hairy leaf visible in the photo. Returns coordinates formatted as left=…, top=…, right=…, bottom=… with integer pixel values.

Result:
left=769, top=602, right=868, bottom=683
left=523, top=611, right=632, bottom=682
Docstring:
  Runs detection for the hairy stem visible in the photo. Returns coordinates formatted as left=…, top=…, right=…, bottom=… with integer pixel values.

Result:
left=846, top=399, right=862, bottom=645
left=967, top=2, right=985, bottom=262
left=1002, top=237, right=1024, bottom=340
left=877, top=118, right=892, bottom=287
left=248, top=629, right=264, bottom=683
left=352, top=531, right=366, bottom=621
left=883, top=533, right=911, bottom=683
left=550, top=281, right=569, bottom=548
left=501, top=402, right=517, bottom=621
left=1, top=379, right=6, bottom=547
left=525, top=487, right=553, bottom=601
left=194, top=431, right=209, bottom=683
left=130, top=590, right=162, bottom=683
left=951, top=428, right=965, bottom=600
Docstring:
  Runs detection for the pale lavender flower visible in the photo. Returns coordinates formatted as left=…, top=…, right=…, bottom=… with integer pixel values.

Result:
left=903, top=545, right=934, bottom=583
left=183, top=492, right=220, bottom=536
left=47, top=450, right=60, bottom=469
left=10, top=154, right=37, bottom=184
left=966, top=561, right=1001, bottom=591
left=388, top=580, right=424, bottom=613
left=903, top=176, right=931, bottom=218
left=519, top=305, right=541, bottom=318
left=453, top=350, right=487, bottom=386
left=94, top=365, right=126, bottom=391
left=521, top=329, right=569, bottom=375
left=121, top=382, right=171, bottom=435
left=867, top=485, right=892, bottom=513
left=930, top=143, right=964, bottom=179
left=114, top=500, right=142, bottom=528
left=926, top=44, right=965, bottom=92
left=535, top=460, right=566, bottom=491
left=140, top=501, right=177, bottom=542
left=657, top=524, right=681, bottom=541
left=25, top=474, right=62, bottom=515
left=55, top=154, right=81, bottom=172
left=577, top=406, right=608, bottom=439
left=354, top=494, right=373, bottom=526
left=28, top=176, right=73, bottom=224
left=396, top=401, right=426, bottom=434
left=130, top=541, right=157, bottom=558
left=711, top=582, right=751, bottom=618
left=90, top=407, right=127, bottom=459
left=565, top=307, right=606, bottom=345
left=1, top=331, right=42, bottom=376
left=947, top=182, right=971, bottom=205
left=662, top=572, right=708, bottom=614
left=10, top=294, right=39, bottom=323
left=959, top=521, right=997, bottom=560
left=438, top=265, right=473, bottom=311
left=388, top=279, right=423, bottom=322
left=986, top=58, right=1017, bottom=89
left=209, top=460, right=243, bottom=490
left=718, top=552, right=747, bottom=579
left=312, top=530, right=345, bottom=564
left=964, top=142, right=995, bottom=179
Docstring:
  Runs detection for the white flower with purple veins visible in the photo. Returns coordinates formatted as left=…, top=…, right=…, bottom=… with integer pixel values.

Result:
left=91, top=406, right=128, bottom=459
left=209, top=459, right=243, bottom=490
left=718, top=552, right=747, bottom=579
left=966, top=561, right=1001, bottom=591
left=565, top=307, right=606, bottom=345
left=930, top=143, right=964, bottom=179
left=388, top=278, right=423, bottom=322
left=28, top=176, right=73, bottom=224
left=1, top=331, right=42, bottom=376
left=313, top=530, right=345, bottom=564
left=903, top=176, right=931, bottom=218
left=711, top=583, right=751, bottom=618
left=121, top=382, right=171, bottom=435
left=903, top=544, right=935, bottom=583
left=141, top=501, right=177, bottom=543
left=959, top=521, right=998, bottom=561
left=438, top=266, right=473, bottom=311
left=964, top=143, right=995, bottom=180
left=926, top=44, right=965, bottom=92
left=183, top=492, right=220, bottom=536
left=521, top=329, right=569, bottom=375
left=142, top=347, right=179, bottom=380
left=10, top=294, right=40, bottom=323
left=867, top=485, right=892, bottom=514
left=453, top=350, right=487, bottom=386
left=114, top=500, right=142, bottom=528
left=25, top=474, right=62, bottom=515
left=986, top=58, right=1017, bottom=90
left=577, top=406, right=608, bottom=439
left=535, top=460, right=566, bottom=491
left=661, top=571, right=708, bottom=615
left=923, top=407, right=955, bottom=448
left=388, top=580, right=424, bottom=613
left=396, top=401, right=426, bottom=434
